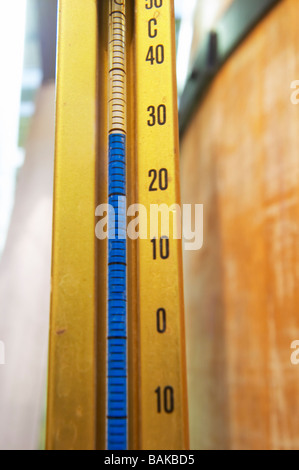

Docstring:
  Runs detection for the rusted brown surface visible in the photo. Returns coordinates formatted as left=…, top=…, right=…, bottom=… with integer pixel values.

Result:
left=181, top=0, right=299, bottom=450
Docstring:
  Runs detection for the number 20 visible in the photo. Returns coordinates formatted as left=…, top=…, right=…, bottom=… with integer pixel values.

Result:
left=155, top=386, right=174, bottom=413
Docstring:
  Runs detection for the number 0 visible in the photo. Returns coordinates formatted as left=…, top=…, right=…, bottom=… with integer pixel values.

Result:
left=147, top=105, right=167, bottom=127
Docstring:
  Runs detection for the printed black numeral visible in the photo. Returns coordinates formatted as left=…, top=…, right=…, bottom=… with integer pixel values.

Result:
left=151, top=237, right=169, bottom=260
left=147, top=105, right=166, bottom=126
left=157, top=308, right=166, bottom=333
left=145, top=0, right=163, bottom=9
left=155, top=386, right=174, bottom=413
left=146, top=45, right=164, bottom=65
left=149, top=168, right=168, bottom=191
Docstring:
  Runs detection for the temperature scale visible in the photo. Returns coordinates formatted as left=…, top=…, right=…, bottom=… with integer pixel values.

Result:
left=46, top=0, right=188, bottom=450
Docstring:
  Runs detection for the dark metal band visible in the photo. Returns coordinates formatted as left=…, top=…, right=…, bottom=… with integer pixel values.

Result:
left=179, top=0, right=282, bottom=137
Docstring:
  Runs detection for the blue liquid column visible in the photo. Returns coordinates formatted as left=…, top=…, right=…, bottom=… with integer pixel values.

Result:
left=107, top=133, right=127, bottom=450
